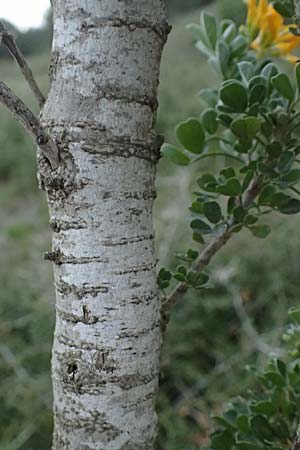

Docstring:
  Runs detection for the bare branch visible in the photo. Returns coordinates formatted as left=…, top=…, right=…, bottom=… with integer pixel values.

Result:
left=0, top=81, right=59, bottom=168
left=161, top=175, right=263, bottom=326
left=0, top=21, right=46, bottom=109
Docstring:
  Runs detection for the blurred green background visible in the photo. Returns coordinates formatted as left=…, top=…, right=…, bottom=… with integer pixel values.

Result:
left=1, top=1, right=300, bottom=449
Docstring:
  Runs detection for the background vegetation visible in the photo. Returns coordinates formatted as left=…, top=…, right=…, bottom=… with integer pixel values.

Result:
left=1, top=1, right=299, bottom=449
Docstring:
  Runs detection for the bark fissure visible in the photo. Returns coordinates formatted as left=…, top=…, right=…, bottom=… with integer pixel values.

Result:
left=43, top=1, right=169, bottom=449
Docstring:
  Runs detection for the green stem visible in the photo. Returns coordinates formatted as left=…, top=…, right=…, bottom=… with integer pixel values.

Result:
left=290, top=111, right=300, bottom=124
left=192, top=152, right=244, bottom=164
left=290, top=97, right=300, bottom=111
left=289, top=121, right=300, bottom=135
left=260, top=112, right=273, bottom=128
left=256, top=135, right=267, bottom=147
left=206, top=136, right=234, bottom=146
left=257, top=209, right=273, bottom=216
left=290, top=186, right=300, bottom=196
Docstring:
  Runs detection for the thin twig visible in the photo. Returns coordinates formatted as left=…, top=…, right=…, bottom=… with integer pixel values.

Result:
left=231, top=287, right=284, bottom=356
left=161, top=175, right=263, bottom=326
left=0, top=81, right=59, bottom=168
left=0, top=21, right=46, bottom=108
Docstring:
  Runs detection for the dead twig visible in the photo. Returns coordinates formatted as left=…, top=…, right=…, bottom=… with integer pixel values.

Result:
left=0, top=81, right=59, bottom=168
left=0, top=21, right=46, bottom=108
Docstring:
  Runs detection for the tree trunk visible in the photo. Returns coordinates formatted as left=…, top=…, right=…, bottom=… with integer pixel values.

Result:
left=40, top=1, right=169, bottom=449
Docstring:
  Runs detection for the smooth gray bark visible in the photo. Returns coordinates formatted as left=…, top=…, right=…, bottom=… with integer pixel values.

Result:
left=40, top=1, right=169, bottom=449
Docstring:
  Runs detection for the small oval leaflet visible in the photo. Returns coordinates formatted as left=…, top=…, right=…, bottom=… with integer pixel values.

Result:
left=176, top=118, right=206, bottom=154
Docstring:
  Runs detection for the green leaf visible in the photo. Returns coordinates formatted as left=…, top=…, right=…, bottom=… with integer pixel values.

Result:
left=221, top=167, right=235, bottom=179
left=242, top=170, right=254, bottom=192
left=257, top=161, right=278, bottom=178
left=270, top=192, right=291, bottom=209
left=213, top=410, right=237, bottom=430
left=227, top=197, right=236, bottom=214
left=190, top=200, right=203, bottom=214
left=193, top=232, right=205, bottom=244
left=266, top=141, right=282, bottom=159
left=264, top=371, right=286, bottom=387
left=280, top=169, right=300, bottom=185
left=230, top=35, right=248, bottom=58
left=236, top=415, right=250, bottom=434
left=199, top=88, right=218, bottom=107
left=289, top=307, right=300, bottom=323
left=231, top=117, right=260, bottom=147
left=231, top=224, right=243, bottom=233
left=161, top=143, right=190, bottom=166
left=271, top=73, right=294, bottom=102
left=201, top=108, right=218, bottom=134
left=187, top=249, right=199, bottom=261
left=248, top=224, right=271, bottom=239
left=277, top=151, right=294, bottom=173
left=217, top=178, right=242, bottom=196
left=217, top=40, right=230, bottom=75
left=250, top=415, right=274, bottom=441
left=249, top=84, right=267, bottom=105
left=187, top=23, right=208, bottom=42
left=233, top=205, right=246, bottom=223
left=249, top=75, right=267, bottom=89
left=251, top=401, right=276, bottom=416
left=244, top=215, right=258, bottom=226
left=191, top=219, right=212, bottom=234
left=278, top=198, right=300, bottom=214
left=218, top=114, right=233, bottom=127
left=174, top=265, right=187, bottom=282
left=201, top=12, right=217, bottom=50
left=222, top=22, right=237, bottom=43
left=220, top=81, right=248, bottom=112
left=238, top=61, right=254, bottom=84
left=276, top=359, right=286, bottom=377
left=176, top=118, right=205, bottom=154
left=262, top=63, right=278, bottom=80
left=211, top=429, right=235, bottom=450
left=158, top=268, right=172, bottom=281
left=176, top=265, right=187, bottom=275
left=157, top=268, right=172, bottom=289
left=261, top=120, right=273, bottom=140
left=174, top=273, right=185, bottom=282
left=187, top=271, right=209, bottom=287
left=203, top=201, right=222, bottom=224
left=273, top=0, right=295, bottom=18
left=258, top=185, right=276, bottom=205
left=198, top=173, right=218, bottom=192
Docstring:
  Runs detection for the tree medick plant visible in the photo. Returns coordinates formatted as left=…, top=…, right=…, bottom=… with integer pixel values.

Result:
left=160, top=0, right=300, bottom=324
left=159, top=0, right=300, bottom=448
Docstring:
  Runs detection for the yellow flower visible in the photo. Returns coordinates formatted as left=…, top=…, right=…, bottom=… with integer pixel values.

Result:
left=246, top=0, right=269, bottom=40
left=246, top=0, right=300, bottom=63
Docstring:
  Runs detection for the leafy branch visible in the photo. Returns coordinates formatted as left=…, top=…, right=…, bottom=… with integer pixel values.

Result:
left=159, top=10, right=300, bottom=326
left=161, top=175, right=262, bottom=325
left=160, top=2, right=300, bottom=450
